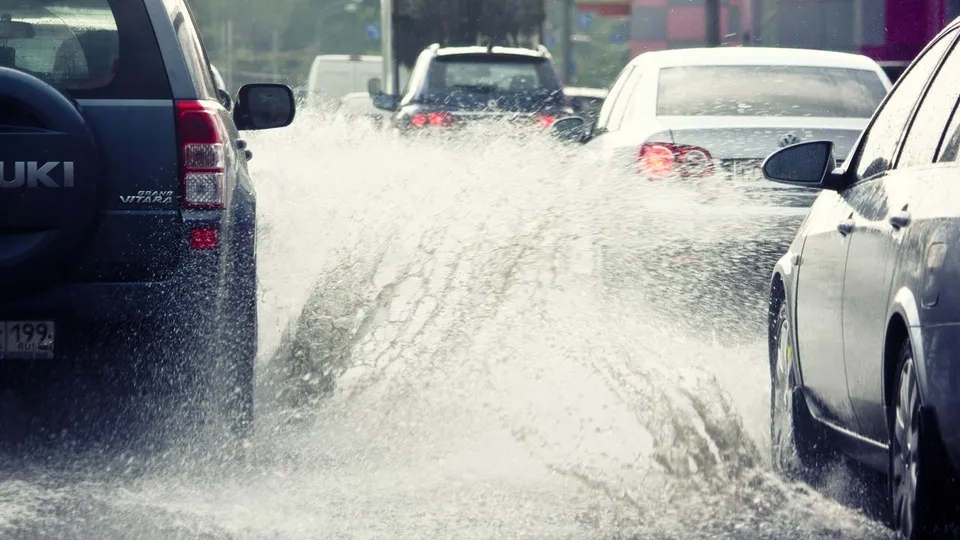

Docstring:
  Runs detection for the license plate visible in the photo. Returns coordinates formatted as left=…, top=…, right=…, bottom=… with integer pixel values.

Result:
left=0, top=321, right=56, bottom=360
left=724, top=160, right=763, bottom=181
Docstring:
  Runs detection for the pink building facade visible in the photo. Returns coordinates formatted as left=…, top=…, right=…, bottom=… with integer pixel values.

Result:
left=579, top=0, right=960, bottom=63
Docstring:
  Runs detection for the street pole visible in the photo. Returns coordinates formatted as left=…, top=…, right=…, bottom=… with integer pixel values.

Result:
left=380, top=0, right=396, bottom=94
left=705, top=0, right=721, bottom=46
left=560, top=0, right=573, bottom=84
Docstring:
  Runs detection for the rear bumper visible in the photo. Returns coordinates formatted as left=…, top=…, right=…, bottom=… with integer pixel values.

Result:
left=0, top=250, right=225, bottom=363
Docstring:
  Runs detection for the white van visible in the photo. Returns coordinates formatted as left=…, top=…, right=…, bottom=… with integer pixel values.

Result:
left=306, top=54, right=410, bottom=109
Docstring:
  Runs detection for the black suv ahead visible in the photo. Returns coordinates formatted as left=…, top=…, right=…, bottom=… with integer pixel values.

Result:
left=368, top=44, right=574, bottom=133
left=0, top=0, right=294, bottom=439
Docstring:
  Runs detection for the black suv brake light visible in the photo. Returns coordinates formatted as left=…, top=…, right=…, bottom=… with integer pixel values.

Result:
left=176, top=100, right=226, bottom=209
left=411, top=112, right=456, bottom=127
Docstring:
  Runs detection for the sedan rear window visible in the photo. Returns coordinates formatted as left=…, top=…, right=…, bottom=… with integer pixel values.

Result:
left=656, top=65, right=888, bottom=118
left=0, top=0, right=170, bottom=98
left=426, top=55, right=560, bottom=94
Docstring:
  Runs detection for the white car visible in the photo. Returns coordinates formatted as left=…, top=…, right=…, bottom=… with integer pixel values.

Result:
left=573, top=47, right=895, bottom=337
left=306, top=54, right=410, bottom=109
left=582, top=47, right=893, bottom=181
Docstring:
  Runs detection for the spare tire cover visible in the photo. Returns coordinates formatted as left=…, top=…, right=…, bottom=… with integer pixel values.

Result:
left=0, top=67, right=101, bottom=300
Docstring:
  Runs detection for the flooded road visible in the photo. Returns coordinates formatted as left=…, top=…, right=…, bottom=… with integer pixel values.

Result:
left=1, top=114, right=895, bottom=539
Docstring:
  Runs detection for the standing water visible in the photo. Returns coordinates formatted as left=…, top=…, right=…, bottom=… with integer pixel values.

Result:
left=0, top=112, right=893, bottom=539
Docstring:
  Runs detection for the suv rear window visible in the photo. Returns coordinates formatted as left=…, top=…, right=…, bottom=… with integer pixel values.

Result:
left=427, top=54, right=559, bottom=94
left=656, top=65, right=888, bottom=118
left=0, top=0, right=171, bottom=99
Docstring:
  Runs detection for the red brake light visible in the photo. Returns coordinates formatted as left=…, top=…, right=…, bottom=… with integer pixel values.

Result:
left=410, top=112, right=456, bottom=127
left=637, top=143, right=714, bottom=179
left=429, top=112, right=455, bottom=126
left=537, top=115, right=556, bottom=128
left=190, top=228, right=218, bottom=250
left=176, top=100, right=226, bottom=209
left=638, top=144, right=676, bottom=178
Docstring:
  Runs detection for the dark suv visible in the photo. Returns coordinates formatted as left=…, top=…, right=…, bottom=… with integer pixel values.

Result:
left=0, top=0, right=294, bottom=439
left=368, top=44, right=573, bottom=133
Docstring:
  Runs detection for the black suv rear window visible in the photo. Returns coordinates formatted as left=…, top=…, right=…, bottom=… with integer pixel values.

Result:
left=427, top=54, right=559, bottom=94
left=0, top=0, right=171, bottom=99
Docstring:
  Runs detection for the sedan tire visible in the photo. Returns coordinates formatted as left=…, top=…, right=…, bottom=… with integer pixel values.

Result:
left=771, top=302, right=832, bottom=482
left=890, top=340, right=948, bottom=539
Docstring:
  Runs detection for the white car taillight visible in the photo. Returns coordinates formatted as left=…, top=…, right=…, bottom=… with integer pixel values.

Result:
left=637, top=143, right=715, bottom=180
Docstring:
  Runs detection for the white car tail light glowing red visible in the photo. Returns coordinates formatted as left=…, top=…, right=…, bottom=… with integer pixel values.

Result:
left=637, top=143, right=715, bottom=179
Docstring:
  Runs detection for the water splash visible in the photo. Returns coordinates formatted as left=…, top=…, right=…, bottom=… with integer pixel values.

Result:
left=0, top=111, right=894, bottom=539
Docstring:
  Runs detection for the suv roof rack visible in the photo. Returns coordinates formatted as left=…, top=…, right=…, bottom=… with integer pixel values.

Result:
left=430, top=41, right=551, bottom=58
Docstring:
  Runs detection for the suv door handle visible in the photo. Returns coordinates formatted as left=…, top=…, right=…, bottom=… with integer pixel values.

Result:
left=837, top=219, right=855, bottom=235
left=890, top=211, right=912, bottom=230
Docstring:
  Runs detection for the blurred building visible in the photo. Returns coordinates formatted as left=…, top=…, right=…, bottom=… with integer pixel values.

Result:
left=577, top=0, right=960, bottom=64
left=755, top=0, right=960, bottom=63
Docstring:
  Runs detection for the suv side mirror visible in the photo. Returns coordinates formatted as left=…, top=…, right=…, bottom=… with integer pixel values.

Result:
left=371, top=93, right=399, bottom=112
left=551, top=116, right=586, bottom=143
left=367, top=77, right=399, bottom=112
left=234, top=83, right=296, bottom=131
left=762, top=140, right=839, bottom=189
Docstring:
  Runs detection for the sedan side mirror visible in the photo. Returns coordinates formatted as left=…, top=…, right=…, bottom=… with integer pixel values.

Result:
left=762, top=140, right=838, bottom=189
left=234, top=83, right=296, bottom=131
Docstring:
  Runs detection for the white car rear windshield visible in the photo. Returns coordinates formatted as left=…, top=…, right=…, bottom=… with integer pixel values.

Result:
left=657, top=65, right=888, bottom=118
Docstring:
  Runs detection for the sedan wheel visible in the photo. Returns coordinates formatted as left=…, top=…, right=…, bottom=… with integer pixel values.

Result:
left=771, top=302, right=829, bottom=481
left=890, top=342, right=944, bottom=539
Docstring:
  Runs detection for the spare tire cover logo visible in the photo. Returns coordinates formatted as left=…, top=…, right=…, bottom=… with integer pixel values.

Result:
left=0, top=161, right=74, bottom=188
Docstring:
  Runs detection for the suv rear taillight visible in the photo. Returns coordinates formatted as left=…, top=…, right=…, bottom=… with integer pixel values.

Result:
left=536, top=115, right=556, bottom=128
left=176, top=100, right=227, bottom=209
left=637, top=143, right=714, bottom=180
left=411, top=112, right=456, bottom=127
